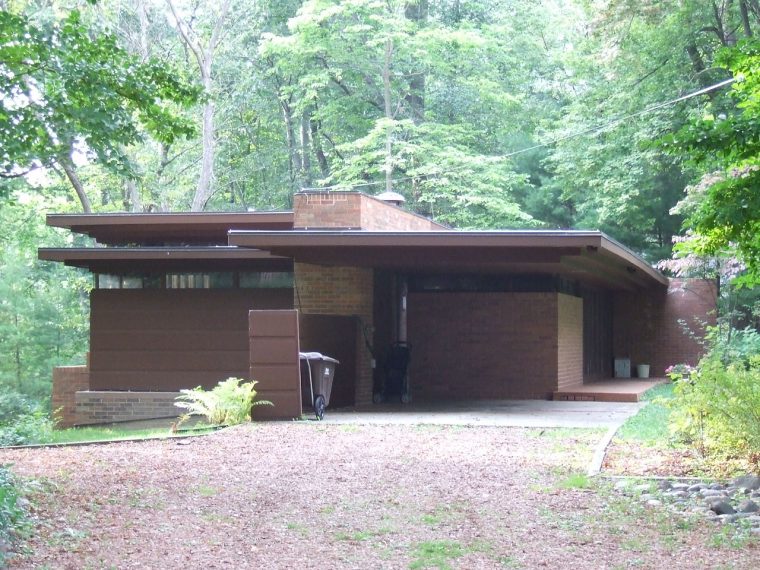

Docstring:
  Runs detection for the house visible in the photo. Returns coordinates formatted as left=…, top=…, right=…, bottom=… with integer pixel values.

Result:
left=40, top=191, right=716, bottom=426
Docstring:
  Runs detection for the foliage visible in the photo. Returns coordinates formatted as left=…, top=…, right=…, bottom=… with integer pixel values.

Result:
left=667, top=332, right=760, bottom=469
left=0, top=192, right=90, bottom=401
left=0, top=7, right=200, bottom=181
left=661, top=39, right=760, bottom=283
left=0, top=392, right=54, bottom=446
left=0, top=466, right=26, bottom=563
left=174, top=377, right=272, bottom=426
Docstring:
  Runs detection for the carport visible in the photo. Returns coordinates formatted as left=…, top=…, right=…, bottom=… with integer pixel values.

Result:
left=230, top=229, right=689, bottom=413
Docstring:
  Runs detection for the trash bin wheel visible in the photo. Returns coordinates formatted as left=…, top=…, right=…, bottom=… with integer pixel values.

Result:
left=314, top=395, right=326, bottom=420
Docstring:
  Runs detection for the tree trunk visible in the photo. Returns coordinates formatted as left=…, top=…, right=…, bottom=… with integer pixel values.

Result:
left=405, top=1, right=427, bottom=124
left=59, top=157, right=93, bottom=213
left=311, top=120, right=330, bottom=177
left=383, top=38, right=394, bottom=193
left=300, top=108, right=312, bottom=188
left=740, top=0, right=754, bottom=36
left=125, top=179, right=142, bottom=212
left=281, top=99, right=302, bottom=188
left=192, top=67, right=216, bottom=211
left=166, top=0, right=231, bottom=211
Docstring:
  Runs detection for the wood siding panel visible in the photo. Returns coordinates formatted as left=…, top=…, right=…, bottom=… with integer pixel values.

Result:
left=89, top=289, right=292, bottom=391
left=249, top=309, right=302, bottom=420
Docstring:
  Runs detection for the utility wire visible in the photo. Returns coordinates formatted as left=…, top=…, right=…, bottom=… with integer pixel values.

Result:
left=301, top=77, right=736, bottom=192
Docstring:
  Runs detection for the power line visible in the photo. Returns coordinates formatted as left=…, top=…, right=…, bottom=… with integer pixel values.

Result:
left=301, top=77, right=736, bottom=192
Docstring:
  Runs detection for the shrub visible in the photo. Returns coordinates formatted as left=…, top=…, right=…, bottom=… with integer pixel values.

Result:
left=668, top=357, right=760, bottom=469
left=0, top=393, right=54, bottom=447
left=174, top=377, right=272, bottom=426
left=0, top=466, right=26, bottom=563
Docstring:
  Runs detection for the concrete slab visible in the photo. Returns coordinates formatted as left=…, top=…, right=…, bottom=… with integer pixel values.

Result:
left=322, top=399, right=645, bottom=429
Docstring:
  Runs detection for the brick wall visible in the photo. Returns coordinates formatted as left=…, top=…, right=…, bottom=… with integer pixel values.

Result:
left=294, top=262, right=374, bottom=405
left=613, top=278, right=717, bottom=376
left=293, top=192, right=443, bottom=230
left=75, top=391, right=181, bottom=425
left=557, top=294, right=583, bottom=389
left=52, top=365, right=90, bottom=427
left=408, top=292, right=562, bottom=400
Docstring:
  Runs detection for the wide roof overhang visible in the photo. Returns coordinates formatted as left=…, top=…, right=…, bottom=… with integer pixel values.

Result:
left=47, top=212, right=294, bottom=246
left=228, top=230, right=668, bottom=290
left=38, top=247, right=292, bottom=274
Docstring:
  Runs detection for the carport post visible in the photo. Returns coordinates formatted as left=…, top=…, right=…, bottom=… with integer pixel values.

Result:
left=398, top=276, right=408, bottom=343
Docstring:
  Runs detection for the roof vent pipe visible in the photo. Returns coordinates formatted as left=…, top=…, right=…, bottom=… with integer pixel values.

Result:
left=376, top=191, right=406, bottom=207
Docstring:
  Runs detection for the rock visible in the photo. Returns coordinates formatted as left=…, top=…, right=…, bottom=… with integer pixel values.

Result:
left=707, top=499, right=736, bottom=515
left=737, top=500, right=759, bottom=513
left=665, top=490, right=688, bottom=499
left=700, top=489, right=725, bottom=498
left=614, top=480, right=631, bottom=491
left=671, top=483, right=690, bottom=491
left=646, top=499, right=662, bottom=507
left=658, top=480, right=673, bottom=491
left=688, top=483, right=707, bottom=492
left=718, top=514, right=740, bottom=524
left=733, top=474, right=760, bottom=491
left=633, top=483, right=652, bottom=493
left=708, top=482, right=725, bottom=490
left=640, top=493, right=657, bottom=502
left=746, top=515, right=760, bottom=525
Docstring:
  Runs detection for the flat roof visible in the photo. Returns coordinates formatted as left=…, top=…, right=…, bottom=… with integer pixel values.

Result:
left=47, top=212, right=294, bottom=245
left=228, top=229, right=667, bottom=290
left=39, top=247, right=292, bottom=274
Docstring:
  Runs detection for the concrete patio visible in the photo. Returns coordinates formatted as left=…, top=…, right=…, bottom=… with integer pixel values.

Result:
left=322, top=399, right=646, bottom=429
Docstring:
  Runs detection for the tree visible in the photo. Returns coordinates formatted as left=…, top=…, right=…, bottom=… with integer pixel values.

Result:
left=261, top=0, right=539, bottom=228
left=661, top=40, right=760, bottom=283
left=0, top=8, right=200, bottom=211
left=165, top=0, right=232, bottom=211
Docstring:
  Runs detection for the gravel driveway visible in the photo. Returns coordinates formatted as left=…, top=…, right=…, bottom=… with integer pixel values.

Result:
left=2, top=423, right=757, bottom=569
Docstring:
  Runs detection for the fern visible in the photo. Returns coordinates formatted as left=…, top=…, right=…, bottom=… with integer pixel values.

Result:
left=174, top=377, right=272, bottom=426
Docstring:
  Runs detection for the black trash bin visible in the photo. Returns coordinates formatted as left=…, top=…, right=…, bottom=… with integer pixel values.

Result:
left=299, top=352, right=339, bottom=420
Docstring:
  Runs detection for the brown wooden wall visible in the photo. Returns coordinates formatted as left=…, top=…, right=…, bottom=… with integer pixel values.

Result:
left=89, top=289, right=293, bottom=391
left=299, top=314, right=358, bottom=408
left=249, top=310, right=302, bottom=420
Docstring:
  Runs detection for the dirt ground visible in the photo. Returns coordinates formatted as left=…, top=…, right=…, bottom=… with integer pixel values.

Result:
left=1, top=423, right=757, bottom=569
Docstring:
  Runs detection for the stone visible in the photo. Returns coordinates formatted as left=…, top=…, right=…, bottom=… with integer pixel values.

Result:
left=700, top=489, right=725, bottom=498
left=614, top=480, right=631, bottom=491
left=708, top=482, right=725, bottom=490
left=688, top=483, right=707, bottom=492
left=646, top=499, right=662, bottom=507
left=671, top=483, right=690, bottom=491
left=707, top=499, right=736, bottom=515
left=657, top=480, right=673, bottom=491
left=737, top=500, right=759, bottom=513
left=733, top=474, right=760, bottom=491
left=718, top=514, right=740, bottom=524
left=633, top=483, right=652, bottom=493
left=665, top=491, right=688, bottom=500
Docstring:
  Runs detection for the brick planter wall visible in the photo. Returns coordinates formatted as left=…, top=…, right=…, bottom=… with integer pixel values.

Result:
left=75, top=391, right=182, bottom=425
left=52, top=365, right=90, bottom=428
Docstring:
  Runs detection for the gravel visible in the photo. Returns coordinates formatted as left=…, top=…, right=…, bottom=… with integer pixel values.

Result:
left=1, top=423, right=757, bottom=569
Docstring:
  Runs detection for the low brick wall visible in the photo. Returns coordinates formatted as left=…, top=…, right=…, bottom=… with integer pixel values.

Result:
left=75, top=391, right=182, bottom=425
left=52, top=366, right=90, bottom=428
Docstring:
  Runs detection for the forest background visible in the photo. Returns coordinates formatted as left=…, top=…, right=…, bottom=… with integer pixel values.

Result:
left=1, top=0, right=759, bottom=412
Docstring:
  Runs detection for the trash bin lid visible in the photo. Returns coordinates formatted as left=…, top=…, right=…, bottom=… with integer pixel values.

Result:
left=299, top=351, right=339, bottom=364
